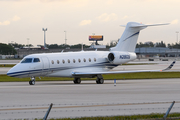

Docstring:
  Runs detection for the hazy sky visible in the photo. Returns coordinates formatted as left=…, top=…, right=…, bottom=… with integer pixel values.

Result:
left=0, top=0, right=180, bottom=46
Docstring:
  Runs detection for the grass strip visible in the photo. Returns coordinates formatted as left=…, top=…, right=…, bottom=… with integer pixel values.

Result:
left=1, top=72, right=180, bottom=82
left=38, top=113, right=180, bottom=120
left=0, top=64, right=15, bottom=67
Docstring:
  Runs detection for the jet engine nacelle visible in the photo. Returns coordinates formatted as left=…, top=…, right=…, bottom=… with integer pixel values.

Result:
left=107, top=51, right=136, bottom=64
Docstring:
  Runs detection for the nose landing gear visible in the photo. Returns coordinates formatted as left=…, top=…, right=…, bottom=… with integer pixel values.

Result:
left=29, top=77, right=35, bottom=85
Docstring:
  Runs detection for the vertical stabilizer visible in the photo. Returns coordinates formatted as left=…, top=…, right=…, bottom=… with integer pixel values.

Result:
left=110, top=22, right=169, bottom=52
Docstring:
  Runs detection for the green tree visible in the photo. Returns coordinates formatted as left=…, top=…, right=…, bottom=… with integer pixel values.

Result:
left=0, top=43, right=17, bottom=55
left=155, top=41, right=166, bottom=47
left=10, top=42, right=25, bottom=48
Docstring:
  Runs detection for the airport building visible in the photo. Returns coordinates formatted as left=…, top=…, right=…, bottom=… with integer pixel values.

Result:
left=135, top=47, right=180, bottom=58
left=1, top=47, right=180, bottom=59
left=4, top=47, right=179, bottom=59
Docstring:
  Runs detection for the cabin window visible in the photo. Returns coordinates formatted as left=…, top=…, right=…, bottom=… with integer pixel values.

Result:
left=62, top=60, right=65, bottom=64
left=89, top=58, right=91, bottom=62
left=94, top=58, right=96, bottom=62
left=57, top=60, right=60, bottom=64
left=83, top=58, right=86, bottom=62
left=51, top=60, right=54, bottom=64
left=33, top=58, right=40, bottom=62
left=73, top=59, right=76, bottom=63
left=68, top=59, right=70, bottom=63
left=78, top=59, right=81, bottom=63
left=21, top=58, right=32, bottom=63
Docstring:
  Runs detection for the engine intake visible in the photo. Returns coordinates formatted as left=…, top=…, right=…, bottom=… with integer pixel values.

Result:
left=108, top=53, right=115, bottom=62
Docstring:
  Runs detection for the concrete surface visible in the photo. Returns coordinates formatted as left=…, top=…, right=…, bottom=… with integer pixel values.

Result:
left=0, top=79, right=180, bottom=119
left=0, top=60, right=20, bottom=64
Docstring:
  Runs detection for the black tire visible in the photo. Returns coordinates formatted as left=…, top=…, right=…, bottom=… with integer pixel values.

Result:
left=77, top=78, right=81, bottom=84
left=74, top=78, right=81, bottom=84
left=29, top=80, right=35, bottom=85
left=96, top=79, right=104, bottom=84
left=96, top=79, right=100, bottom=84
left=73, top=79, right=77, bottom=84
left=29, top=81, right=32, bottom=85
left=31, top=80, right=35, bottom=85
left=99, top=79, right=104, bottom=84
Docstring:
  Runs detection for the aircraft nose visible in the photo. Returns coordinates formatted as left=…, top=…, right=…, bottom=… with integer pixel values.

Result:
left=7, top=68, right=13, bottom=77
left=6, top=63, right=29, bottom=78
left=7, top=65, right=18, bottom=77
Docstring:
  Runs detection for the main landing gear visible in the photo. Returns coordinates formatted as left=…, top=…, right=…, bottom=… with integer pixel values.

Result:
left=73, top=78, right=81, bottom=84
left=96, top=75, right=104, bottom=84
left=29, top=77, right=35, bottom=85
left=73, top=75, right=104, bottom=84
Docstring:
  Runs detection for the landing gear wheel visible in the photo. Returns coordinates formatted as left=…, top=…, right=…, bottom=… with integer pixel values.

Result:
left=29, top=80, right=35, bottom=85
left=96, top=78, right=104, bottom=84
left=31, top=80, right=35, bottom=85
left=96, top=79, right=100, bottom=84
left=29, top=81, right=32, bottom=85
left=99, top=78, right=104, bottom=84
left=96, top=75, right=104, bottom=84
left=73, top=78, right=81, bottom=84
left=29, top=77, right=35, bottom=85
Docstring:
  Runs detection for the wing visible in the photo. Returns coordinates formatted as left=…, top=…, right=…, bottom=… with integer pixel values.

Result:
left=72, top=60, right=176, bottom=76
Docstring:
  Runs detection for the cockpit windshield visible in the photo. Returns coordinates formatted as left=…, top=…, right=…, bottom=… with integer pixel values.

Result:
left=21, top=58, right=40, bottom=63
left=21, top=58, right=33, bottom=63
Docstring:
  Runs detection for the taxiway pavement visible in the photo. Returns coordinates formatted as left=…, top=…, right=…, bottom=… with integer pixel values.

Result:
left=0, top=79, right=180, bottom=119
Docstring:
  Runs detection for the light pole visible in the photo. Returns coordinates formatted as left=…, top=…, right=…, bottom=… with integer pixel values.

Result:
left=92, top=33, right=95, bottom=45
left=42, top=28, right=47, bottom=49
left=176, top=31, right=179, bottom=43
left=64, top=31, right=67, bottom=45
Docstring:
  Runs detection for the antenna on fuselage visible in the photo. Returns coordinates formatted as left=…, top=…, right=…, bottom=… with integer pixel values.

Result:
left=61, top=50, right=64, bottom=53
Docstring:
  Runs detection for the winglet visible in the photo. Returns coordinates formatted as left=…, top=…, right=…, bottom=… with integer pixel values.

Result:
left=162, top=60, right=176, bottom=71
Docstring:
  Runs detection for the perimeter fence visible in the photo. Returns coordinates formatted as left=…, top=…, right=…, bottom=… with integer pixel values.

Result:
left=0, top=101, right=180, bottom=120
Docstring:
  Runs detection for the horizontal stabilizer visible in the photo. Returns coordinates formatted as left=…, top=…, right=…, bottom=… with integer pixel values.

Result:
left=120, top=23, right=169, bottom=28
left=130, top=23, right=170, bottom=28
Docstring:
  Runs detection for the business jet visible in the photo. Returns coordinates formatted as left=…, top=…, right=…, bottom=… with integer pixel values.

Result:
left=7, top=22, right=175, bottom=85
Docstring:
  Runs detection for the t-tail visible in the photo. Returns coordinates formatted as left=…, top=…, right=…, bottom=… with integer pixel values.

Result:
left=110, top=22, right=169, bottom=52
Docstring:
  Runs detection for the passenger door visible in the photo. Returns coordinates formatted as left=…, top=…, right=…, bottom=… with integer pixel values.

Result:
left=41, top=56, right=50, bottom=76
left=29, top=58, right=42, bottom=77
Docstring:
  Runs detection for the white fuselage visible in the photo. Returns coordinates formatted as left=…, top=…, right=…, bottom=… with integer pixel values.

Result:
left=7, top=51, right=136, bottom=78
left=6, top=22, right=169, bottom=85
